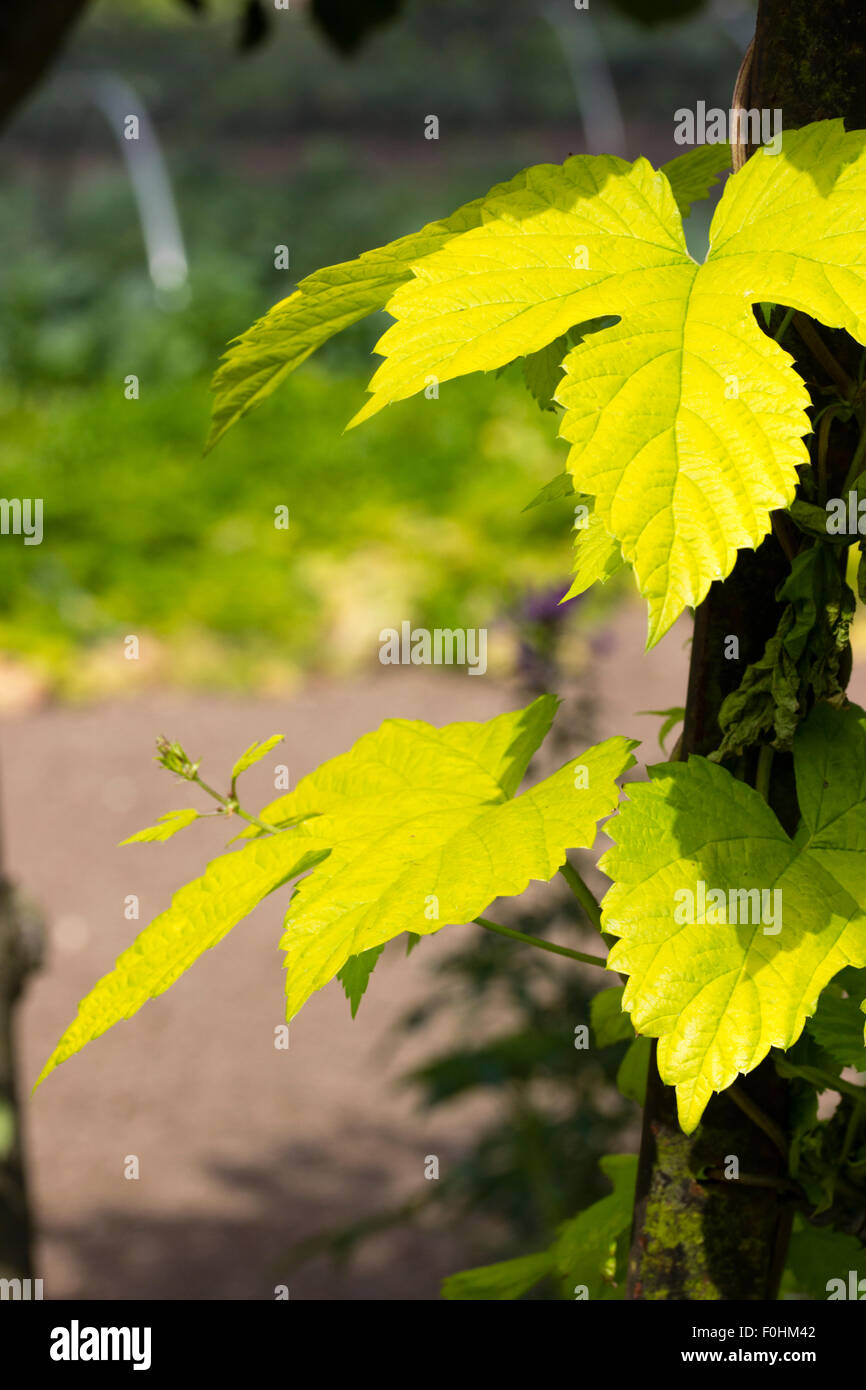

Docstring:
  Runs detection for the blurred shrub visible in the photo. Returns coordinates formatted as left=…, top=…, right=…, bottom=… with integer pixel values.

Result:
left=0, top=362, right=618, bottom=694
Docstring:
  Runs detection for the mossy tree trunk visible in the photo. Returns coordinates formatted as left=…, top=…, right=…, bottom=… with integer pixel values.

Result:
left=626, top=0, right=866, bottom=1300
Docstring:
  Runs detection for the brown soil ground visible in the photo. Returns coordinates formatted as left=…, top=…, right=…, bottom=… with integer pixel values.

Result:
left=8, top=600, right=862, bottom=1300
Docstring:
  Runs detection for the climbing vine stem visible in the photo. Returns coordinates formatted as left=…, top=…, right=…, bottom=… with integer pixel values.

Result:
left=728, top=1082, right=788, bottom=1159
left=755, top=744, right=774, bottom=804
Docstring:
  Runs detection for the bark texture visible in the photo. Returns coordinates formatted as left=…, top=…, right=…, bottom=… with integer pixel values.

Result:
left=627, top=0, right=866, bottom=1300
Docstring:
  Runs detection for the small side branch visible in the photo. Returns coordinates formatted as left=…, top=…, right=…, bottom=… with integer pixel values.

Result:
left=559, top=859, right=604, bottom=934
left=728, top=1082, right=788, bottom=1160
left=473, top=916, right=608, bottom=970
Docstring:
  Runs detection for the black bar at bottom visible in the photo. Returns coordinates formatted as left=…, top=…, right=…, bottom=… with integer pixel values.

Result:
left=0, top=1295, right=858, bottom=1376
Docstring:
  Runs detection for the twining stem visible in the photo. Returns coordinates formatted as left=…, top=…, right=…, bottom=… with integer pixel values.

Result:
left=772, top=306, right=796, bottom=343
left=770, top=513, right=797, bottom=564
left=559, top=858, right=604, bottom=934
left=728, top=1082, right=788, bottom=1160
left=755, top=744, right=774, bottom=804
left=473, top=916, right=608, bottom=969
left=841, top=1102, right=863, bottom=1167
left=793, top=313, right=855, bottom=398
left=816, top=406, right=839, bottom=504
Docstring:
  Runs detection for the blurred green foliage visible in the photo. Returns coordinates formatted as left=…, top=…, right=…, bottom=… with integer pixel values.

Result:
left=0, top=86, right=581, bottom=695
left=0, top=0, right=747, bottom=1294
left=0, top=0, right=744, bottom=694
left=0, top=365, right=582, bottom=694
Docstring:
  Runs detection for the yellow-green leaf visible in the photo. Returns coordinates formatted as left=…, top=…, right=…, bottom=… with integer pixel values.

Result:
left=590, top=985, right=633, bottom=1048
left=207, top=144, right=727, bottom=450
left=35, top=836, right=328, bottom=1088
left=349, top=122, right=866, bottom=643
left=206, top=171, right=533, bottom=451
left=37, top=697, right=636, bottom=1086
left=563, top=509, right=625, bottom=601
left=231, top=733, right=284, bottom=781
left=119, top=808, right=200, bottom=846
left=600, top=701, right=866, bottom=1132
left=270, top=700, right=636, bottom=1020
left=661, top=142, right=731, bottom=218
left=348, top=152, right=679, bottom=430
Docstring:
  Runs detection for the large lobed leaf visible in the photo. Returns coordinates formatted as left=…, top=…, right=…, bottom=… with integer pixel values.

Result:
left=207, top=145, right=729, bottom=452
left=600, top=701, right=866, bottom=1132
left=805, top=968, right=866, bottom=1070
left=35, top=835, right=328, bottom=1088
left=37, top=697, right=636, bottom=1086
left=206, top=171, right=534, bottom=452
left=348, top=122, right=866, bottom=643
left=263, top=697, right=636, bottom=1020
left=348, top=153, right=697, bottom=430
